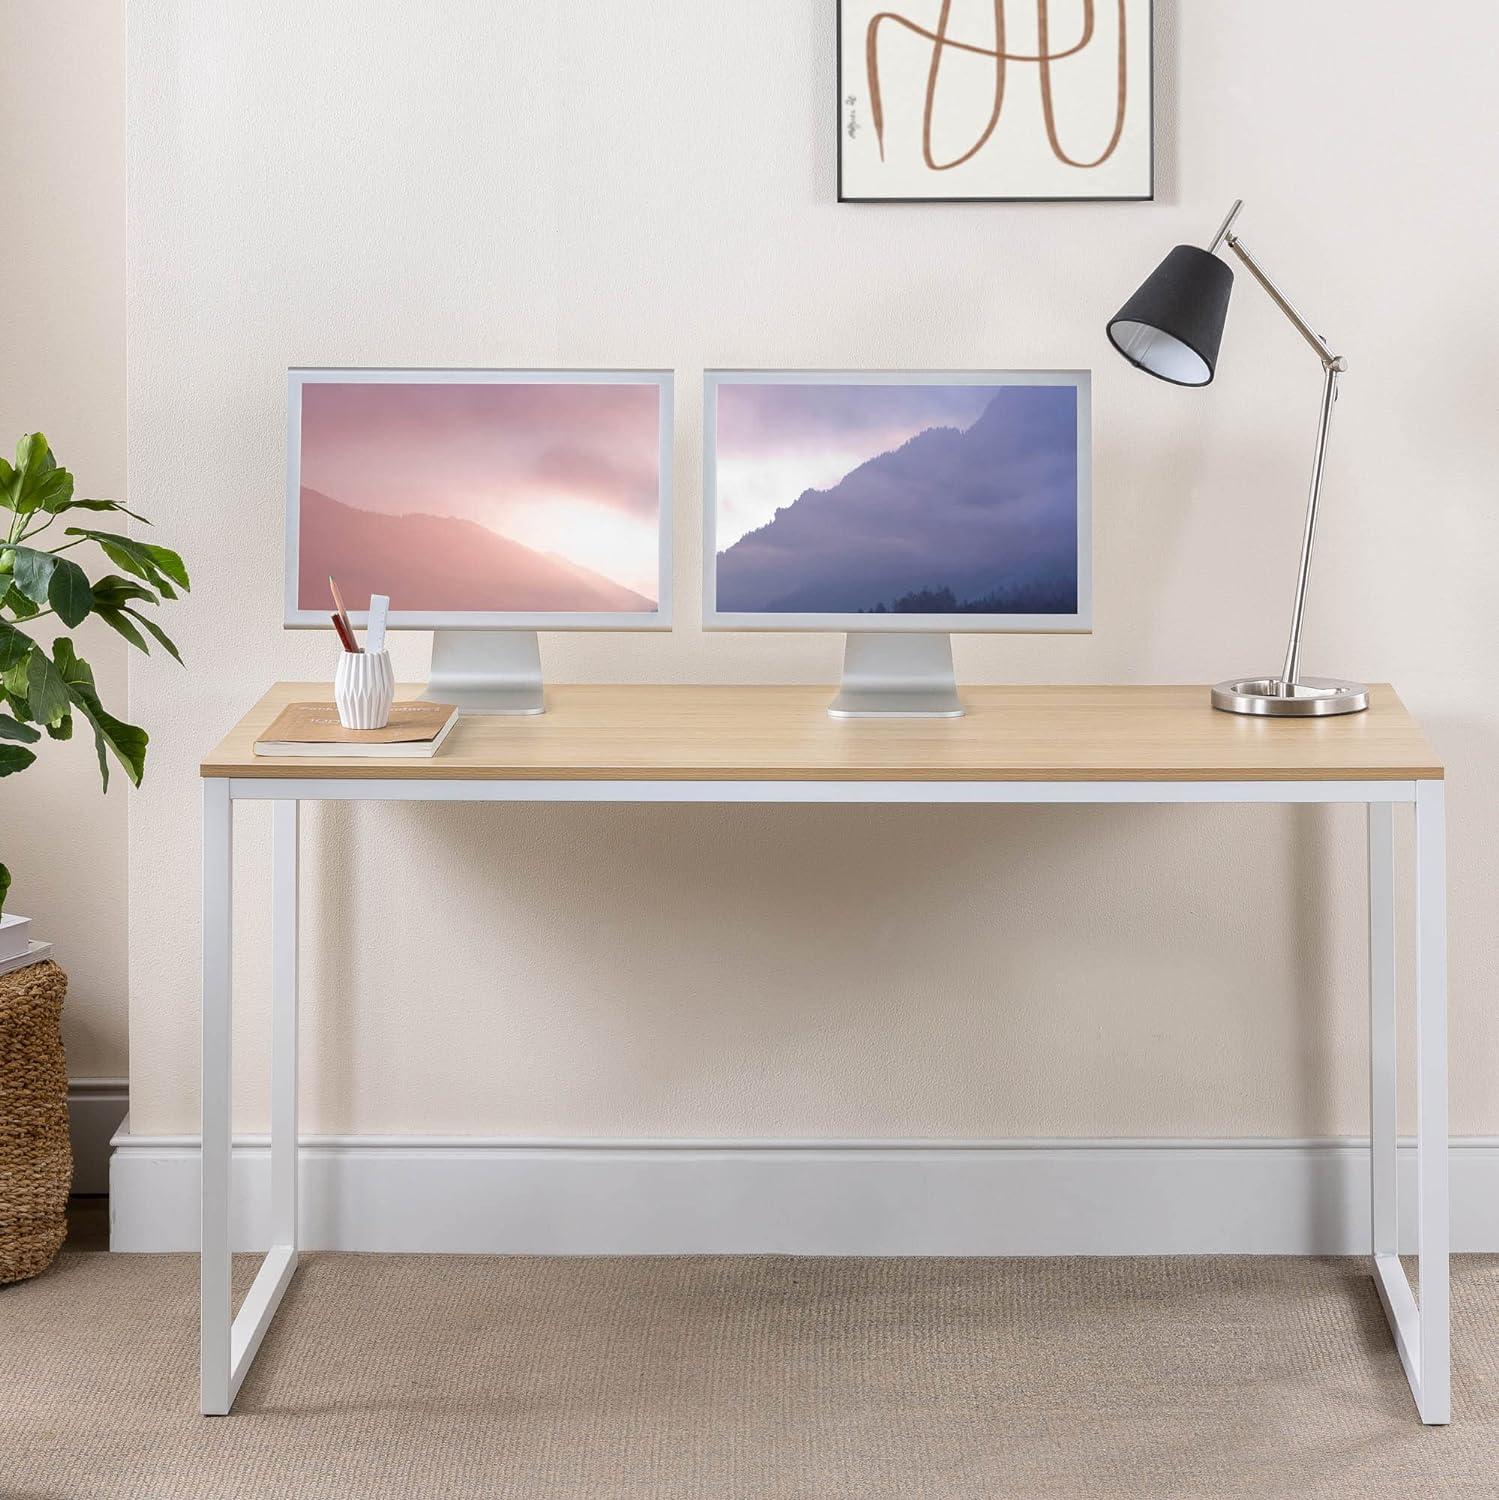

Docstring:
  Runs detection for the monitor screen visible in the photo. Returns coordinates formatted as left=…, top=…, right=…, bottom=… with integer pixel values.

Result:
left=285, top=369, right=672, bottom=628
left=704, top=371, right=1090, bottom=630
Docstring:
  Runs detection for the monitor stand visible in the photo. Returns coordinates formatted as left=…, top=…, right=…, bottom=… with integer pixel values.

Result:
left=421, top=629, right=545, bottom=715
left=827, top=632, right=965, bottom=719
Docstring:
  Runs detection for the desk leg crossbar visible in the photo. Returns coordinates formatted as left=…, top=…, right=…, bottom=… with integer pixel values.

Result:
left=199, top=779, right=1449, bottom=1420
left=1367, top=783, right=1450, bottom=1424
left=201, top=785, right=300, bottom=1415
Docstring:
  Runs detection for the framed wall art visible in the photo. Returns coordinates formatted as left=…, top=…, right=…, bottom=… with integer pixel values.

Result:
left=837, top=0, right=1154, bottom=203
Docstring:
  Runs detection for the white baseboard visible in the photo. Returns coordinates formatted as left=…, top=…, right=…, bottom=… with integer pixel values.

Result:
left=68, top=1078, right=129, bottom=1195
left=108, top=1131, right=1499, bottom=1255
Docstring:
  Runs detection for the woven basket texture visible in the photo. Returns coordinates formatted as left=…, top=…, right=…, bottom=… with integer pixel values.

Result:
left=0, top=959, right=71, bottom=1283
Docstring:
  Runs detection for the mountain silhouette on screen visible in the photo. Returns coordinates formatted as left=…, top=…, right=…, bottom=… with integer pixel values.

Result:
left=298, top=489, right=654, bottom=613
left=715, top=386, right=1078, bottom=614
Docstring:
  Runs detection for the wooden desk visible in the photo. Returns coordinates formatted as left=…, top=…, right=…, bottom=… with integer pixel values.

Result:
left=204, top=681, right=1442, bottom=782
left=198, top=683, right=1449, bottom=1421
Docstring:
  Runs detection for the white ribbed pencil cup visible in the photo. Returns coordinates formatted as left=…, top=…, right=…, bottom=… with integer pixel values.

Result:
left=334, top=649, right=395, bottom=730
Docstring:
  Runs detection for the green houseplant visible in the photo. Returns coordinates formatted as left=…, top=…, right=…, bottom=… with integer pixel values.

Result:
left=0, top=433, right=188, bottom=916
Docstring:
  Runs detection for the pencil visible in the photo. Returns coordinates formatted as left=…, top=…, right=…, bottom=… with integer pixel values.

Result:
left=328, top=575, right=357, bottom=646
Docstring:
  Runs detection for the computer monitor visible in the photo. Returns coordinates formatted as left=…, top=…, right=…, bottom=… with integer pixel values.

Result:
left=285, top=368, right=672, bottom=713
left=703, top=370, right=1091, bottom=717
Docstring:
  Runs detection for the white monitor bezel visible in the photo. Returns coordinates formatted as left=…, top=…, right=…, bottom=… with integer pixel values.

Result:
left=702, top=369, right=1092, bottom=633
left=284, top=367, right=673, bottom=630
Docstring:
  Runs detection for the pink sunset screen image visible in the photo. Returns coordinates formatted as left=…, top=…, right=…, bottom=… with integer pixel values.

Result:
left=296, top=380, right=662, bottom=615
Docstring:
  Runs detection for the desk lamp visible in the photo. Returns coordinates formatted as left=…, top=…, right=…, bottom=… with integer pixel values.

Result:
left=1106, top=200, right=1368, bottom=716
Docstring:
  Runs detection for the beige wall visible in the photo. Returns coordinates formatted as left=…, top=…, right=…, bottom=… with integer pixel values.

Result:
left=126, top=1, right=1498, bottom=1138
left=0, top=0, right=127, bottom=1080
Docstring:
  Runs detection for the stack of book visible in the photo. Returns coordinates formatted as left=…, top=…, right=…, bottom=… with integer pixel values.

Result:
left=0, top=942, right=53, bottom=979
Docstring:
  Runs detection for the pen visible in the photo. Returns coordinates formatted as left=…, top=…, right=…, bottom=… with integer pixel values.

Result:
left=331, top=611, right=359, bottom=652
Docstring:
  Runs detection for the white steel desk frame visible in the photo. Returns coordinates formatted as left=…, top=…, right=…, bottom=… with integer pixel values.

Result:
left=200, top=775, right=1449, bottom=1422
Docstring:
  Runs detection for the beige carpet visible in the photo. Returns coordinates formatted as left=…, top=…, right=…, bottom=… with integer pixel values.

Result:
left=2, top=1253, right=1496, bottom=1499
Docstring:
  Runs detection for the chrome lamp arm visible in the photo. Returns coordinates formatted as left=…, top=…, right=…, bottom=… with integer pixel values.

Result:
left=1208, top=199, right=1348, bottom=693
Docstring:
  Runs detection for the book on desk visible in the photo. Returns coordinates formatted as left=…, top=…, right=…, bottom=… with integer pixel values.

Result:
left=254, top=700, right=460, bottom=758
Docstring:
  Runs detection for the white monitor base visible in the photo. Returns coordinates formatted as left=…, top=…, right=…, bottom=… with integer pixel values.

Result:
left=827, top=632, right=965, bottom=718
left=421, top=629, right=545, bottom=715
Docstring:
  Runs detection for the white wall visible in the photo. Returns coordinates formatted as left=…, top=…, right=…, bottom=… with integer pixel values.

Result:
left=126, top=1, right=1499, bottom=1145
left=0, top=0, right=127, bottom=1081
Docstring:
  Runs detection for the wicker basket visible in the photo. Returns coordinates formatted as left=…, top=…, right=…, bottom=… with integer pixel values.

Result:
left=0, top=959, right=71, bottom=1282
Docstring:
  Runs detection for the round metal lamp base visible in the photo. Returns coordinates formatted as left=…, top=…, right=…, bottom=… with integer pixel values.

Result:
left=1211, top=676, right=1370, bottom=717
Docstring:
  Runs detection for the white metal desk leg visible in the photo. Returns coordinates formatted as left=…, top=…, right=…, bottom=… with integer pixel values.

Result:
left=1368, top=803, right=1397, bottom=1259
left=271, top=801, right=300, bottom=1256
left=1415, top=780, right=1450, bottom=1423
left=215, top=801, right=301, bottom=1411
left=1370, top=785, right=1451, bottom=1424
left=201, top=792, right=301, bottom=1416
left=201, top=778, right=234, bottom=1415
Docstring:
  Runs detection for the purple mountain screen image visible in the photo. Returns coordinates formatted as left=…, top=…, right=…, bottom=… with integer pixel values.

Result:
left=715, top=384, right=1079, bottom=615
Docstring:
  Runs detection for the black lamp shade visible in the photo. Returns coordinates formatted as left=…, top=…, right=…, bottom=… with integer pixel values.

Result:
left=1106, top=245, right=1234, bottom=387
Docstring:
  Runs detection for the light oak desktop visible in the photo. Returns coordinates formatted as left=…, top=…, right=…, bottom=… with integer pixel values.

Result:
left=203, top=681, right=1441, bottom=783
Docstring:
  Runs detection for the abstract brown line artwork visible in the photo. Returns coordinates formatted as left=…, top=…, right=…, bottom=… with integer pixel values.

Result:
left=838, top=0, right=1153, bottom=203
